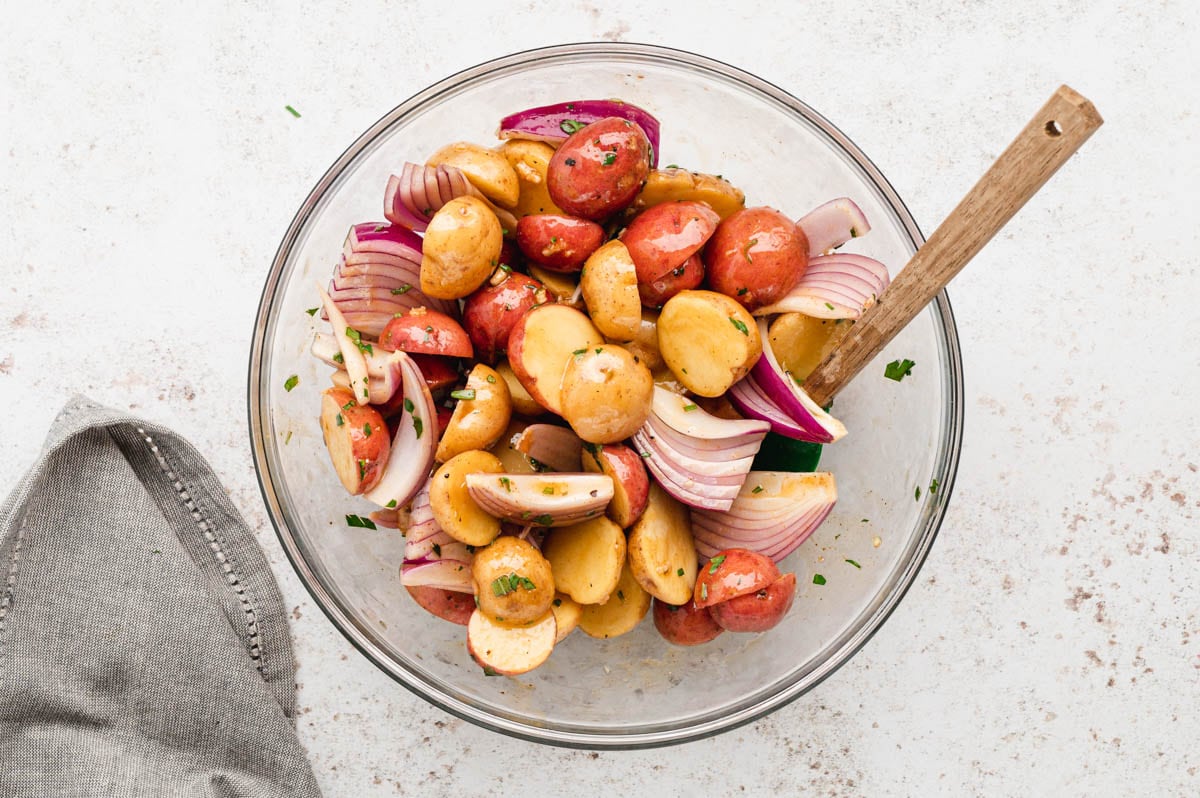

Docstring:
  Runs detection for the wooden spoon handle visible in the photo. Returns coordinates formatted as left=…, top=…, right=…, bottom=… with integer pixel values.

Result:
left=802, top=85, right=1103, bottom=406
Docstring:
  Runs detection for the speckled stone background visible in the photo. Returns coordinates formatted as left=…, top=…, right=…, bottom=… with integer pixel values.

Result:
left=2, top=1, right=1196, bottom=795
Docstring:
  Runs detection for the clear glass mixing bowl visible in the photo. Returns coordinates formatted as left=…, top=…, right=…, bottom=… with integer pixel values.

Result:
left=248, top=42, right=963, bottom=748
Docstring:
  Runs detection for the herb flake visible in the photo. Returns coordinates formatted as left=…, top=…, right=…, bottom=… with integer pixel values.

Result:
left=345, top=513, right=376, bottom=529
left=884, top=358, right=915, bottom=382
left=812, top=573, right=827, bottom=585
left=708, top=554, right=727, bottom=574
left=450, top=389, right=476, bottom=401
left=845, top=559, right=861, bottom=569
left=729, top=317, right=749, bottom=336
left=283, top=374, right=299, bottom=392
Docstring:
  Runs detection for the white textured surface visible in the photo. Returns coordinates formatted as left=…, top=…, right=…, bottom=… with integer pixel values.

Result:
left=2, top=2, right=1197, bottom=795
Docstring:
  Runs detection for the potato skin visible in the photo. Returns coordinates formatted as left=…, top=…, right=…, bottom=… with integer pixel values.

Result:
left=656, top=290, right=762, bottom=397
left=547, top=117, right=652, bottom=220
left=516, top=214, right=605, bottom=272
left=652, top=597, right=724, bottom=646
left=581, top=443, right=650, bottom=528
left=436, top=364, right=512, bottom=462
left=621, top=201, right=719, bottom=299
left=420, top=196, right=503, bottom=300
left=637, top=251, right=704, bottom=308
left=379, top=307, right=473, bottom=358
left=427, top=141, right=520, bottom=208
left=472, top=535, right=556, bottom=626
left=580, top=240, right=641, bottom=341
left=560, top=345, right=653, bottom=444
left=693, top=548, right=781, bottom=608
left=703, top=206, right=809, bottom=310
left=406, top=585, right=474, bottom=626
left=461, top=272, right=551, bottom=363
left=709, top=572, right=797, bottom=633
left=319, top=387, right=390, bottom=495
left=632, top=168, right=746, bottom=220
left=506, top=304, right=604, bottom=415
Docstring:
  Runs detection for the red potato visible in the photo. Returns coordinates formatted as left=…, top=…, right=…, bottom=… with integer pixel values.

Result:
left=709, top=572, right=797, bottom=633
left=461, top=272, right=551, bottom=363
left=546, top=117, right=652, bottom=220
left=581, top=443, right=650, bottom=528
left=410, top=354, right=460, bottom=392
left=506, top=304, right=604, bottom=415
left=704, top=206, right=810, bottom=311
left=515, top=214, right=605, bottom=272
left=406, top=585, right=474, bottom=626
left=621, top=200, right=719, bottom=296
left=693, top=548, right=781, bottom=609
left=466, top=609, right=557, bottom=676
left=636, top=251, right=705, bottom=308
left=379, top=307, right=473, bottom=358
left=319, top=387, right=391, bottom=495
left=652, top=597, right=724, bottom=646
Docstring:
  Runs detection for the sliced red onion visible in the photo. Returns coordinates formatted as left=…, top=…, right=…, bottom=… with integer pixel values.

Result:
left=650, top=386, right=770, bottom=439
left=317, top=284, right=370, bottom=404
left=497, top=99, right=661, bottom=167
left=464, top=473, right=613, bottom=527
left=400, top=559, right=473, bottom=593
left=643, top=415, right=764, bottom=462
left=313, top=333, right=405, bottom=405
left=728, top=320, right=847, bottom=444
left=362, top=352, right=438, bottom=509
left=405, top=529, right=474, bottom=564
left=346, top=223, right=424, bottom=262
left=341, top=248, right=421, bottom=271
left=754, top=253, right=890, bottom=319
left=796, top=197, right=872, bottom=256
left=385, top=162, right=480, bottom=232
left=690, top=471, right=837, bottom=562
left=516, top=424, right=584, bottom=472
left=405, top=480, right=441, bottom=543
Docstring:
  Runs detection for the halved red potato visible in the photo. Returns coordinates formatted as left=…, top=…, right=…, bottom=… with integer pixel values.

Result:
left=709, top=572, right=797, bottom=633
left=546, top=117, right=652, bottom=220
left=436, top=364, right=512, bottom=462
left=471, top=535, right=556, bottom=625
left=406, top=585, right=474, bottom=626
left=581, top=443, right=650, bottom=528
left=319, top=387, right=390, bottom=495
left=622, top=200, right=719, bottom=290
left=637, top=252, right=704, bottom=308
left=461, top=272, right=551, bottom=364
left=467, top=609, right=557, bottom=676
left=627, top=481, right=697, bottom=605
left=515, top=214, right=605, bottom=272
left=410, top=354, right=460, bottom=393
left=429, top=450, right=505, bottom=547
left=577, top=560, right=651, bottom=639
left=652, top=597, right=724, bottom=646
left=379, top=307, right=473, bottom=358
left=507, top=304, right=604, bottom=415
left=693, top=548, right=781, bottom=609
left=704, top=206, right=809, bottom=311
left=541, top=515, right=626, bottom=605
left=580, top=240, right=641, bottom=341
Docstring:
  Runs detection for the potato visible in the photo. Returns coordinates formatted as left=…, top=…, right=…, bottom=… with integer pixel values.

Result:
left=494, top=361, right=545, bottom=417
left=547, top=117, right=652, bottom=220
left=471, top=535, right=555, bottom=625
left=319, top=387, right=390, bottom=495
left=498, top=139, right=565, bottom=217
left=406, top=585, right=474, bottom=626
left=768, top=312, right=853, bottom=383
left=632, top=167, right=746, bottom=220
left=427, top=141, right=520, bottom=208
left=379, top=307, right=473, bottom=358
left=703, top=206, right=809, bottom=310
left=467, top=609, right=556, bottom=676
left=507, top=304, right=604, bottom=415
left=515, top=214, right=605, bottom=272
left=420, top=196, right=503, bottom=300
left=488, top=419, right=539, bottom=474
left=527, top=264, right=583, bottom=309
left=578, top=560, right=651, bottom=639
left=461, top=272, right=550, bottom=363
left=580, top=240, right=641, bottom=341
left=616, top=308, right=664, bottom=371
left=550, top=593, right=583, bottom=642
left=581, top=443, right=650, bottom=528
left=627, top=481, right=697, bottom=604
left=621, top=201, right=719, bottom=300
left=541, top=515, right=626, bottom=605
left=560, top=345, right=653, bottom=444
left=436, top=364, right=512, bottom=462
left=636, top=251, right=704, bottom=308
left=657, top=290, right=762, bottom=397
left=693, top=549, right=780, bottom=608
left=652, top=597, right=724, bottom=646
left=429, top=450, right=504, bottom=547
left=410, top=354, right=460, bottom=394
left=709, top=572, right=797, bottom=633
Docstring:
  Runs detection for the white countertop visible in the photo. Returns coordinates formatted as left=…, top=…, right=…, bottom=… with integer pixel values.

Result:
left=2, top=2, right=1196, bottom=795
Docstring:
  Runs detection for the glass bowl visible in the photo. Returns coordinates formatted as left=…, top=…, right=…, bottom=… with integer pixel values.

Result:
left=248, top=42, right=963, bottom=748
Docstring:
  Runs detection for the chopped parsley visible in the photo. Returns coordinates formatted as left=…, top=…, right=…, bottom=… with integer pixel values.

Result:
left=845, top=559, right=861, bottom=569
left=677, top=568, right=685, bottom=577
left=431, top=542, right=441, bottom=558
left=491, top=573, right=536, bottom=596
left=363, top=423, right=372, bottom=437
left=345, top=327, right=372, bottom=355
left=560, top=119, right=585, bottom=134
left=335, top=413, right=344, bottom=427
left=737, top=287, right=748, bottom=296
left=708, top=554, right=727, bottom=574
left=390, top=284, right=412, bottom=295
left=884, top=358, right=915, bottom=382
left=332, top=352, right=344, bottom=364
left=486, top=374, right=497, bottom=384
left=283, top=374, right=299, bottom=392
left=345, top=513, right=376, bottom=530
left=450, top=389, right=476, bottom=401
left=812, top=573, right=827, bottom=585
left=305, top=307, right=319, bottom=316
left=729, top=317, right=749, bottom=336
left=403, top=398, right=414, bottom=413
left=386, top=499, right=397, bottom=509
left=602, top=152, right=617, bottom=166
left=682, top=403, right=699, bottom=412
left=533, top=514, right=554, bottom=527
left=412, top=416, right=423, bottom=439
left=542, top=486, right=555, bottom=495
left=752, top=485, right=763, bottom=494
left=824, top=302, right=836, bottom=311
left=285, top=105, right=301, bottom=118
left=915, top=486, right=922, bottom=501
left=929, top=478, right=940, bottom=494
left=499, top=476, right=512, bottom=492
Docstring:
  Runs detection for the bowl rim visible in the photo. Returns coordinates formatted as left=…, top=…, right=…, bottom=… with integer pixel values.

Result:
left=247, top=40, right=964, bottom=749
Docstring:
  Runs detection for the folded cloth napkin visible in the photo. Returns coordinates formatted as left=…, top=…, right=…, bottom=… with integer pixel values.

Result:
left=0, top=397, right=321, bottom=797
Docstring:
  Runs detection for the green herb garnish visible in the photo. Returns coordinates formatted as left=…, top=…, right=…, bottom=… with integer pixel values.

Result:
left=677, top=568, right=685, bottom=576
left=345, top=514, right=376, bottom=529
left=929, top=478, right=940, bottom=494
left=386, top=500, right=397, bottom=509
left=533, top=514, right=554, bottom=527
left=363, top=423, right=372, bottom=437
left=602, top=152, right=617, bottom=166
left=412, top=416, right=423, bottom=439
left=729, top=317, right=749, bottom=336
left=542, top=486, right=555, bottom=495
left=683, top=403, right=699, bottom=412
left=560, top=119, right=585, bottom=134
left=845, top=559, right=861, bottom=569
left=499, top=477, right=512, bottom=492
left=285, top=105, right=301, bottom=118
left=390, top=284, right=412, bottom=295
left=305, top=307, right=319, bottom=316
left=812, top=574, right=826, bottom=585
left=486, top=374, right=497, bottom=384
left=450, top=389, right=476, bottom=401
left=884, top=358, right=915, bottom=382
left=708, top=554, right=727, bottom=574
left=403, top=398, right=414, bottom=413
left=283, top=374, right=299, bottom=392
left=752, top=485, right=763, bottom=494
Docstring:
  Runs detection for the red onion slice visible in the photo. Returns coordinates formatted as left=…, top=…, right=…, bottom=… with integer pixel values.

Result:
left=362, top=352, right=438, bottom=509
left=754, top=253, right=891, bottom=319
left=346, top=223, right=424, bottom=262
left=650, top=386, right=770, bottom=439
left=405, top=529, right=473, bottom=564
left=312, top=333, right=405, bottom=405
left=497, top=99, right=661, bottom=167
left=796, top=197, right=872, bottom=256
left=405, top=480, right=441, bottom=543
left=643, top=415, right=764, bottom=462
left=400, top=559, right=473, bottom=593
left=515, top=424, right=584, bottom=472
left=464, top=473, right=613, bottom=527
left=317, top=284, right=371, bottom=404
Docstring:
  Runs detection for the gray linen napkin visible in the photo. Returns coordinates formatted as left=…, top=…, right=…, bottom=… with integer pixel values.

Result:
left=0, top=397, right=321, bottom=797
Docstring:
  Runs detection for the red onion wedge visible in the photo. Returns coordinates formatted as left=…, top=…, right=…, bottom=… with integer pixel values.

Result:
left=317, top=284, right=371, bottom=404
left=497, top=99, right=661, bottom=167
left=405, top=528, right=474, bottom=564
left=346, top=222, right=425, bottom=262
left=516, top=424, right=584, bottom=472
left=690, top=471, right=837, bottom=562
left=650, top=386, right=770, bottom=439
left=400, top=559, right=473, bottom=593
left=464, top=473, right=613, bottom=527
left=728, top=320, right=847, bottom=444
left=362, top=351, right=438, bottom=510
left=313, top=333, right=405, bottom=405
left=405, top=480, right=441, bottom=543
left=384, top=162, right=503, bottom=232
left=796, top=197, right=872, bottom=256
left=753, top=253, right=890, bottom=319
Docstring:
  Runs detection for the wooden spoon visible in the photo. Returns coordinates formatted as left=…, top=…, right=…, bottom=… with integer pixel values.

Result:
left=802, top=85, right=1103, bottom=406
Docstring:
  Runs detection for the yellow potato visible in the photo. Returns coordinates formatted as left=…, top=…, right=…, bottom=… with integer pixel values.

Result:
left=550, top=593, right=583, bottom=642
left=577, top=560, right=651, bottom=639
left=616, top=308, right=664, bottom=372
left=437, top=364, right=512, bottom=462
left=472, top=536, right=555, bottom=625
left=627, top=482, right=697, bottom=605
left=467, top=609, right=556, bottom=675
left=541, top=516, right=625, bottom=605
left=497, top=139, right=565, bottom=217
left=420, top=196, right=503, bottom=300
left=495, top=360, right=545, bottom=417
left=768, top=313, right=853, bottom=383
left=427, top=142, right=520, bottom=208
left=657, top=290, right=762, bottom=397
left=488, top=419, right=540, bottom=475
left=632, top=167, right=746, bottom=220
left=581, top=240, right=641, bottom=341
left=429, top=450, right=504, bottom=547
left=560, top=345, right=653, bottom=444
left=527, top=264, right=583, bottom=309
left=507, top=304, right=604, bottom=415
